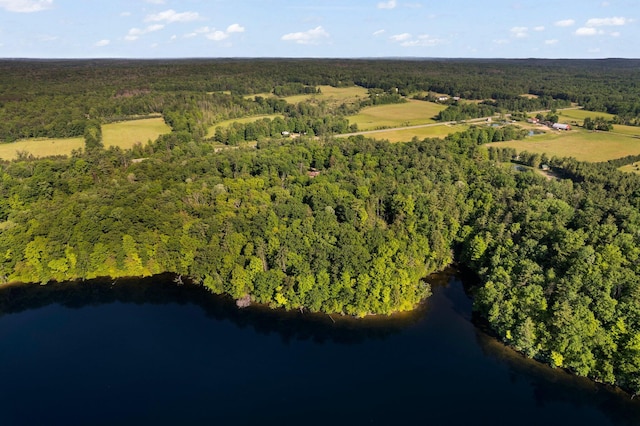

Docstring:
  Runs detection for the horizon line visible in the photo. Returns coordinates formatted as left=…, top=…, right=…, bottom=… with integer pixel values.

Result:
left=0, top=56, right=639, bottom=61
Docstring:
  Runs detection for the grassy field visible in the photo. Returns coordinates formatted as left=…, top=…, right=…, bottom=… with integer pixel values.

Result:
left=0, top=117, right=170, bottom=160
left=102, top=117, right=170, bottom=147
left=339, top=123, right=469, bottom=143
left=619, top=163, right=640, bottom=174
left=206, top=114, right=284, bottom=138
left=611, top=124, right=640, bottom=137
left=347, top=100, right=446, bottom=131
left=486, top=128, right=640, bottom=162
left=556, top=109, right=616, bottom=124
left=247, top=85, right=369, bottom=106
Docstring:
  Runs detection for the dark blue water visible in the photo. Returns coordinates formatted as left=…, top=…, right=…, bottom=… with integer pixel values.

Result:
left=0, top=273, right=639, bottom=426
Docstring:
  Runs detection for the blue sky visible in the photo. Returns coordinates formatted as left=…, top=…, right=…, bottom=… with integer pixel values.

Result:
left=0, top=0, right=638, bottom=58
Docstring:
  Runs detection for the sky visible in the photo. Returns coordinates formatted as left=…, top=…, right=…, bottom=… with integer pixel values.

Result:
left=0, top=0, right=638, bottom=59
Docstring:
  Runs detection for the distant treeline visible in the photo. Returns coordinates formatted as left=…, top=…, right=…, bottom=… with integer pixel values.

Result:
left=2, top=58, right=640, bottom=141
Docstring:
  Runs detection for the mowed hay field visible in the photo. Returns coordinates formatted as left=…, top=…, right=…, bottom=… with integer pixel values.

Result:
left=556, top=109, right=616, bottom=124
left=247, top=85, right=369, bottom=106
left=347, top=100, right=446, bottom=131
left=0, top=117, right=170, bottom=160
left=102, top=117, right=170, bottom=147
left=619, top=163, right=640, bottom=175
left=486, top=128, right=640, bottom=162
left=343, top=124, right=469, bottom=143
left=0, top=137, right=85, bottom=160
left=206, top=114, right=284, bottom=138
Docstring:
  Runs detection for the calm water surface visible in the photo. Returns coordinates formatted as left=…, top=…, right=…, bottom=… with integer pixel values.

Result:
left=0, top=272, right=639, bottom=426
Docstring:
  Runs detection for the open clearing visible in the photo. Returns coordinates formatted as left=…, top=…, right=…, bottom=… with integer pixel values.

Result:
left=347, top=100, right=446, bottom=131
left=102, top=117, right=170, bottom=147
left=486, top=128, right=640, bottom=162
left=611, top=124, right=640, bottom=137
left=247, top=85, right=369, bottom=106
left=206, top=114, right=284, bottom=138
left=346, top=123, right=469, bottom=143
left=619, top=163, right=640, bottom=174
left=556, top=109, right=616, bottom=124
left=0, top=117, right=170, bottom=160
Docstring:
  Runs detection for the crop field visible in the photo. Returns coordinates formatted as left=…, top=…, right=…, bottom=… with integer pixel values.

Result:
left=368, top=124, right=469, bottom=143
left=339, top=123, right=469, bottom=143
left=486, top=128, right=640, bottom=162
left=556, top=108, right=616, bottom=124
left=247, top=85, right=369, bottom=105
left=102, top=117, right=170, bottom=147
left=611, top=124, right=640, bottom=137
left=0, top=117, right=170, bottom=160
left=206, top=114, right=284, bottom=138
left=0, top=137, right=85, bottom=160
left=347, top=100, right=446, bottom=131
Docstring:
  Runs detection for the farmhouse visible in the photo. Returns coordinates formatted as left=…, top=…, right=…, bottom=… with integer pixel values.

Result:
left=552, top=123, right=571, bottom=131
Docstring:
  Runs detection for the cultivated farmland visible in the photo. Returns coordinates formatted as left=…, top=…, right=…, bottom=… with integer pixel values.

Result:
left=486, top=128, right=640, bottom=162
left=0, top=117, right=170, bottom=160
left=347, top=100, right=446, bottom=131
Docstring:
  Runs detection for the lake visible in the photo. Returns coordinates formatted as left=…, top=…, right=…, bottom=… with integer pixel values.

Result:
left=1, top=271, right=639, bottom=425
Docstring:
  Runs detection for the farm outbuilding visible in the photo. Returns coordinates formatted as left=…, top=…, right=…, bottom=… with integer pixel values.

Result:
left=552, top=123, right=571, bottom=131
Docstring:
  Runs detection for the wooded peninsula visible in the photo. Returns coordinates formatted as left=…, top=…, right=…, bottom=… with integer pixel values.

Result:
left=1, top=58, right=639, bottom=395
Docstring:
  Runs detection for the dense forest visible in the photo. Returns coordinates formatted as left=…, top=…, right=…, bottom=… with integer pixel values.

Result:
left=1, top=59, right=640, bottom=396
left=2, top=58, right=640, bottom=142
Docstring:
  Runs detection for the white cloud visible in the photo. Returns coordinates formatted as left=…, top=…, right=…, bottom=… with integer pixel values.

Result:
left=188, top=25, right=246, bottom=42
left=586, top=17, right=631, bottom=27
left=373, top=29, right=385, bottom=36
left=544, top=39, right=558, bottom=45
left=533, top=26, right=545, bottom=32
left=610, top=31, right=621, bottom=37
left=281, top=26, right=330, bottom=45
left=390, top=33, right=411, bottom=42
left=588, top=47, right=601, bottom=53
left=510, top=26, right=528, bottom=38
left=145, top=9, right=201, bottom=24
left=601, top=1, right=610, bottom=6
left=120, top=11, right=131, bottom=17
left=0, top=0, right=53, bottom=12
left=377, top=0, right=397, bottom=9
left=125, top=24, right=164, bottom=41
left=145, top=0, right=165, bottom=3
left=94, top=39, right=110, bottom=47
left=555, top=19, right=575, bottom=27
left=207, top=31, right=228, bottom=41
left=575, top=27, right=602, bottom=36
left=390, top=33, right=444, bottom=47
left=226, top=24, right=245, bottom=34
left=493, top=39, right=509, bottom=45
